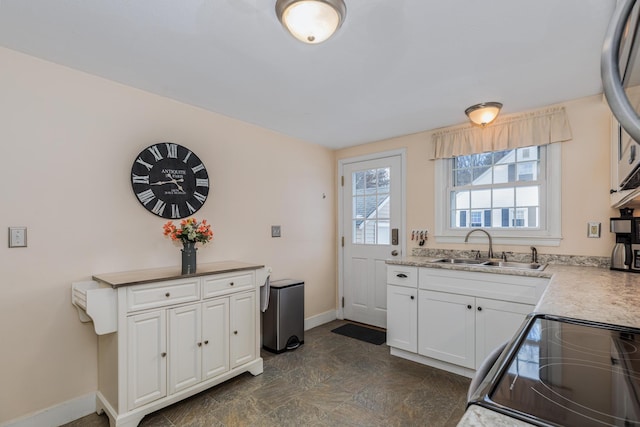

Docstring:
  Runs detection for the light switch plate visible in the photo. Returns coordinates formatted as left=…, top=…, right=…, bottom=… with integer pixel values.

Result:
left=271, top=225, right=281, bottom=238
left=9, top=227, right=27, bottom=247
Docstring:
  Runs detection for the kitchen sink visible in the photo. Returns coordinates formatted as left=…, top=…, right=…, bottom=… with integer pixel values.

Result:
left=434, top=258, right=487, bottom=264
left=432, top=258, right=546, bottom=271
left=482, top=261, right=546, bottom=270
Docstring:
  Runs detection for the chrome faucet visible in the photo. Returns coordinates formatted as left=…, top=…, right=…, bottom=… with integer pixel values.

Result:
left=464, top=228, right=494, bottom=259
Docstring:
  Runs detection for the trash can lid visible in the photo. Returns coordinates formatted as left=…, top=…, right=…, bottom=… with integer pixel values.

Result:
left=269, top=279, right=304, bottom=289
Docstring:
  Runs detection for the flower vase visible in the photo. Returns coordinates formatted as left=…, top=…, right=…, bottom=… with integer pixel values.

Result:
left=181, top=241, right=197, bottom=274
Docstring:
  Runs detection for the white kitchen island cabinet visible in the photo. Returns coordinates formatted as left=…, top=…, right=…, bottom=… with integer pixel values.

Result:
left=386, top=265, right=548, bottom=378
left=73, top=261, right=267, bottom=427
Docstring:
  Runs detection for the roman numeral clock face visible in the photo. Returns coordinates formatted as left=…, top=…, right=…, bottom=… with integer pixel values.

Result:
left=131, top=143, right=209, bottom=219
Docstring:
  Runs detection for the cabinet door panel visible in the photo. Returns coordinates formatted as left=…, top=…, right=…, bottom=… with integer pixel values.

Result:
left=386, top=285, right=417, bottom=352
left=475, top=298, right=532, bottom=369
left=230, top=292, right=255, bottom=368
left=127, top=310, right=167, bottom=409
left=202, top=298, right=229, bottom=379
left=418, top=290, right=475, bottom=369
left=169, top=304, right=202, bottom=394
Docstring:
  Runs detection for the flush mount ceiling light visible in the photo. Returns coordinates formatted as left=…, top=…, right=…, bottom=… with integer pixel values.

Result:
left=275, top=0, right=346, bottom=44
left=465, top=102, right=503, bottom=127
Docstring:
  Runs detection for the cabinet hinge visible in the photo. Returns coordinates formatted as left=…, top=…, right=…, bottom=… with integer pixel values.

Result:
left=342, top=297, right=345, bottom=308
left=341, top=176, right=344, bottom=186
left=341, top=236, right=344, bottom=247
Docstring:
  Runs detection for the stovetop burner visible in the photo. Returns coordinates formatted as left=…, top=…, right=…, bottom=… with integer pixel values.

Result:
left=472, top=315, right=640, bottom=427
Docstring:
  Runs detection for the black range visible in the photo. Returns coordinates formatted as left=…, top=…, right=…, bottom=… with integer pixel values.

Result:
left=469, top=314, right=640, bottom=427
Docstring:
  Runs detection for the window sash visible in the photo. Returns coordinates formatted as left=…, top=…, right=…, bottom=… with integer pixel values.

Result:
left=434, top=144, right=561, bottom=247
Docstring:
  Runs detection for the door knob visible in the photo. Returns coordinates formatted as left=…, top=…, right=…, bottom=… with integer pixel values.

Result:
left=391, top=250, right=398, bottom=256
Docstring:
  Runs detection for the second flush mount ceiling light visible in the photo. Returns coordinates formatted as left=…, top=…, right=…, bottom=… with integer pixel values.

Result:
left=465, top=102, right=503, bottom=127
left=275, top=0, right=347, bottom=44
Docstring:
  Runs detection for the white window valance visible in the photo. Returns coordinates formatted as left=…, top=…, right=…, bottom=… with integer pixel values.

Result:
left=431, top=106, right=572, bottom=159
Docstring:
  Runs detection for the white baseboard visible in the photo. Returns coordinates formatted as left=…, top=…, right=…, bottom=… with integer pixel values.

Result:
left=0, top=393, right=96, bottom=427
left=304, top=309, right=337, bottom=331
left=3, top=311, right=338, bottom=427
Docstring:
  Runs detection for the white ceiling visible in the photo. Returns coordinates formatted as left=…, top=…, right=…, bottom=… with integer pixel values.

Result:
left=0, top=0, right=616, bottom=149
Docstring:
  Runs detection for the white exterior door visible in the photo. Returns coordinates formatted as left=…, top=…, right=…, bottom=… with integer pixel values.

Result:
left=342, top=154, right=403, bottom=328
left=127, top=310, right=167, bottom=409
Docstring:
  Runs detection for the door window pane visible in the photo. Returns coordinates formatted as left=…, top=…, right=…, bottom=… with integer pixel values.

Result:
left=351, top=167, right=392, bottom=244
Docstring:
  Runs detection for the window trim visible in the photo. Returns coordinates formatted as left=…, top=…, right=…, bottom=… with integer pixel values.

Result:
left=434, top=143, right=562, bottom=246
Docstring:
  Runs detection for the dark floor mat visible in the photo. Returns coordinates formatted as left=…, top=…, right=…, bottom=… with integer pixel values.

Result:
left=331, top=323, right=386, bottom=345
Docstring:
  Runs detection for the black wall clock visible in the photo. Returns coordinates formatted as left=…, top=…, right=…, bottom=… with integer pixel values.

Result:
left=131, top=143, right=209, bottom=219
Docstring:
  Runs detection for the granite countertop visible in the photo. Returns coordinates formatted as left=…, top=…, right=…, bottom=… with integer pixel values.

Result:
left=386, top=256, right=640, bottom=426
left=93, top=260, right=264, bottom=288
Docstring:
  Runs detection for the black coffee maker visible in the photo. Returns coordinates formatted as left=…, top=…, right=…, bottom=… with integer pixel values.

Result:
left=610, top=208, right=634, bottom=271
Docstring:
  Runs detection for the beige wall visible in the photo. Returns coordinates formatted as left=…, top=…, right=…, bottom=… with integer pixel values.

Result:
left=0, top=47, right=336, bottom=422
left=336, top=95, right=618, bottom=257
left=0, top=43, right=620, bottom=423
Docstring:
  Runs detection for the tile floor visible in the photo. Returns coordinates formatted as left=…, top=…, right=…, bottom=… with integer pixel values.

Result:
left=64, top=320, right=470, bottom=427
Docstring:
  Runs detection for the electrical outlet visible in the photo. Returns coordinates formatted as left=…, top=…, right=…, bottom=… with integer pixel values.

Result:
left=9, top=227, right=27, bottom=248
left=271, top=225, right=281, bottom=238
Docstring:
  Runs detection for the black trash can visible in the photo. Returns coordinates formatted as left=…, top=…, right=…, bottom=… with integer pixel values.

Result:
left=262, top=279, right=304, bottom=353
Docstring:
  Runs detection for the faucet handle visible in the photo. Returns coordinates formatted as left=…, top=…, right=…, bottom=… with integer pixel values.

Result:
left=530, top=246, right=538, bottom=263
left=501, top=251, right=514, bottom=261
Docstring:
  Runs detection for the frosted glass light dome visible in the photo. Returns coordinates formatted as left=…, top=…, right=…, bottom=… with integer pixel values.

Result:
left=465, top=102, right=503, bottom=127
left=276, top=0, right=346, bottom=44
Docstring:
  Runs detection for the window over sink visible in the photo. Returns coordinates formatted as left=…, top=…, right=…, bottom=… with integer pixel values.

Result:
left=435, top=144, right=561, bottom=246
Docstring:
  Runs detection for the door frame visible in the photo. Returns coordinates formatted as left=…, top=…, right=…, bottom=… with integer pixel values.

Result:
left=337, top=148, right=407, bottom=321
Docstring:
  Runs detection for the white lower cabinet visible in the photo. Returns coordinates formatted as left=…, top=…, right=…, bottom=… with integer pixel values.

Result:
left=91, top=265, right=265, bottom=427
left=127, top=310, right=167, bottom=409
left=418, top=290, right=475, bottom=369
left=386, top=284, right=418, bottom=352
left=474, top=297, right=532, bottom=369
left=386, top=265, right=547, bottom=377
left=230, top=291, right=256, bottom=368
left=168, top=298, right=230, bottom=395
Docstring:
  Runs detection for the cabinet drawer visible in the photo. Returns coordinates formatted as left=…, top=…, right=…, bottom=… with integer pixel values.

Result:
left=126, top=278, right=200, bottom=312
left=203, top=273, right=254, bottom=298
left=387, top=265, right=418, bottom=287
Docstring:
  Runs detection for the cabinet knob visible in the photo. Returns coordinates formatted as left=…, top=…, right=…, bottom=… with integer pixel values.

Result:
left=467, top=305, right=472, bottom=310
left=234, top=331, right=238, bottom=335
left=197, top=342, right=202, bottom=347
left=396, top=273, right=408, bottom=278
left=410, top=295, right=415, bottom=300
left=477, top=307, right=482, bottom=311
left=165, top=292, right=170, bottom=297
left=229, top=282, right=234, bottom=286
left=204, top=340, right=209, bottom=345
left=161, top=352, right=167, bottom=358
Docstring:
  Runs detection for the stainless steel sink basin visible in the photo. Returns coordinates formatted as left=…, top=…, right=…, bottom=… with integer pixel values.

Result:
left=432, top=258, right=546, bottom=271
left=482, top=261, right=546, bottom=271
left=434, top=258, right=487, bottom=264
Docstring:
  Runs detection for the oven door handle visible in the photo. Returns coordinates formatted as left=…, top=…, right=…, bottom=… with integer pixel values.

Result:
left=466, top=340, right=510, bottom=404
